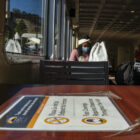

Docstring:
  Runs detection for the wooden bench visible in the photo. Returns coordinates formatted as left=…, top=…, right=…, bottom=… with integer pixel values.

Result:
left=40, top=60, right=108, bottom=85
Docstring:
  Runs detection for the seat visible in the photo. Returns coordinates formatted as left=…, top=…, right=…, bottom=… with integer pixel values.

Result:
left=40, top=60, right=108, bottom=85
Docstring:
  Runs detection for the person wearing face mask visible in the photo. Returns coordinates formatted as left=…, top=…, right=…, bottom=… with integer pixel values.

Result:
left=69, top=38, right=91, bottom=61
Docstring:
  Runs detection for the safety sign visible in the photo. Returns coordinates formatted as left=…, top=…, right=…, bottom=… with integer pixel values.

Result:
left=82, top=117, right=107, bottom=125
left=44, top=117, right=69, bottom=124
left=0, top=95, right=130, bottom=131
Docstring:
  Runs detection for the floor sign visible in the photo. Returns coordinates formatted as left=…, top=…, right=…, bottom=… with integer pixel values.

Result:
left=0, top=95, right=130, bottom=131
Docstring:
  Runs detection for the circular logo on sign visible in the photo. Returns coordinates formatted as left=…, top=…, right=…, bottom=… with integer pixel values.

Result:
left=82, top=117, right=107, bottom=125
left=7, top=116, right=17, bottom=124
left=44, top=117, right=69, bottom=125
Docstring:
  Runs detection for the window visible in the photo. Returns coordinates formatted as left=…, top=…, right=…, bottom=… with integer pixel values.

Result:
left=47, top=0, right=73, bottom=61
left=5, top=0, right=44, bottom=59
left=5, top=0, right=73, bottom=62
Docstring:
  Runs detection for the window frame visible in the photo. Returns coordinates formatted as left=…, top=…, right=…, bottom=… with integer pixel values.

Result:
left=42, top=0, right=49, bottom=58
left=65, top=17, right=70, bottom=60
left=60, top=0, right=66, bottom=60
left=47, top=0, right=55, bottom=59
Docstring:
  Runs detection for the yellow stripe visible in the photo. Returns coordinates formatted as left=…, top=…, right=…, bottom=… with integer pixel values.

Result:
left=26, top=96, right=49, bottom=128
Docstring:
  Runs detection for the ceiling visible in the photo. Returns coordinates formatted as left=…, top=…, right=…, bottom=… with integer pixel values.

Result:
left=68, top=0, right=140, bottom=41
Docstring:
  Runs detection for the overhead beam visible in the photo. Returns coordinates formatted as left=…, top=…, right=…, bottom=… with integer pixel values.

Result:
left=109, top=16, right=139, bottom=38
left=89, top=0, right=106, bottom=36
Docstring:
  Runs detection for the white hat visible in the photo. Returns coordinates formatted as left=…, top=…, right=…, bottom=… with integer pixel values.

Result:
left=28, top=37, right=40, bottom=44
left=78, top=39, right=90, bottom=45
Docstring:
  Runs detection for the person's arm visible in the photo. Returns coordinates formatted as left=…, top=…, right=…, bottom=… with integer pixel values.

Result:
left=69, top=49, right=79, bottom=61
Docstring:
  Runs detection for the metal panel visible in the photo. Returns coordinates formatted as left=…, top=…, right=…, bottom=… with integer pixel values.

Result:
left=48, top=0, right=55, bottom=58
left=69, top=28, right=72, bottom=56
left=40, top=60, right=108, bottom=85
left=61, top=0, right=66, bottom=60
left=41, top=0, right=48, bottom=57
left=66, top=18, right=70, bottom=60
left=56, top=0, right=62, bottom=59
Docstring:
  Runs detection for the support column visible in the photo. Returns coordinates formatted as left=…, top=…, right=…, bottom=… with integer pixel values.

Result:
left=0, top=0, right=7, bottom=65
